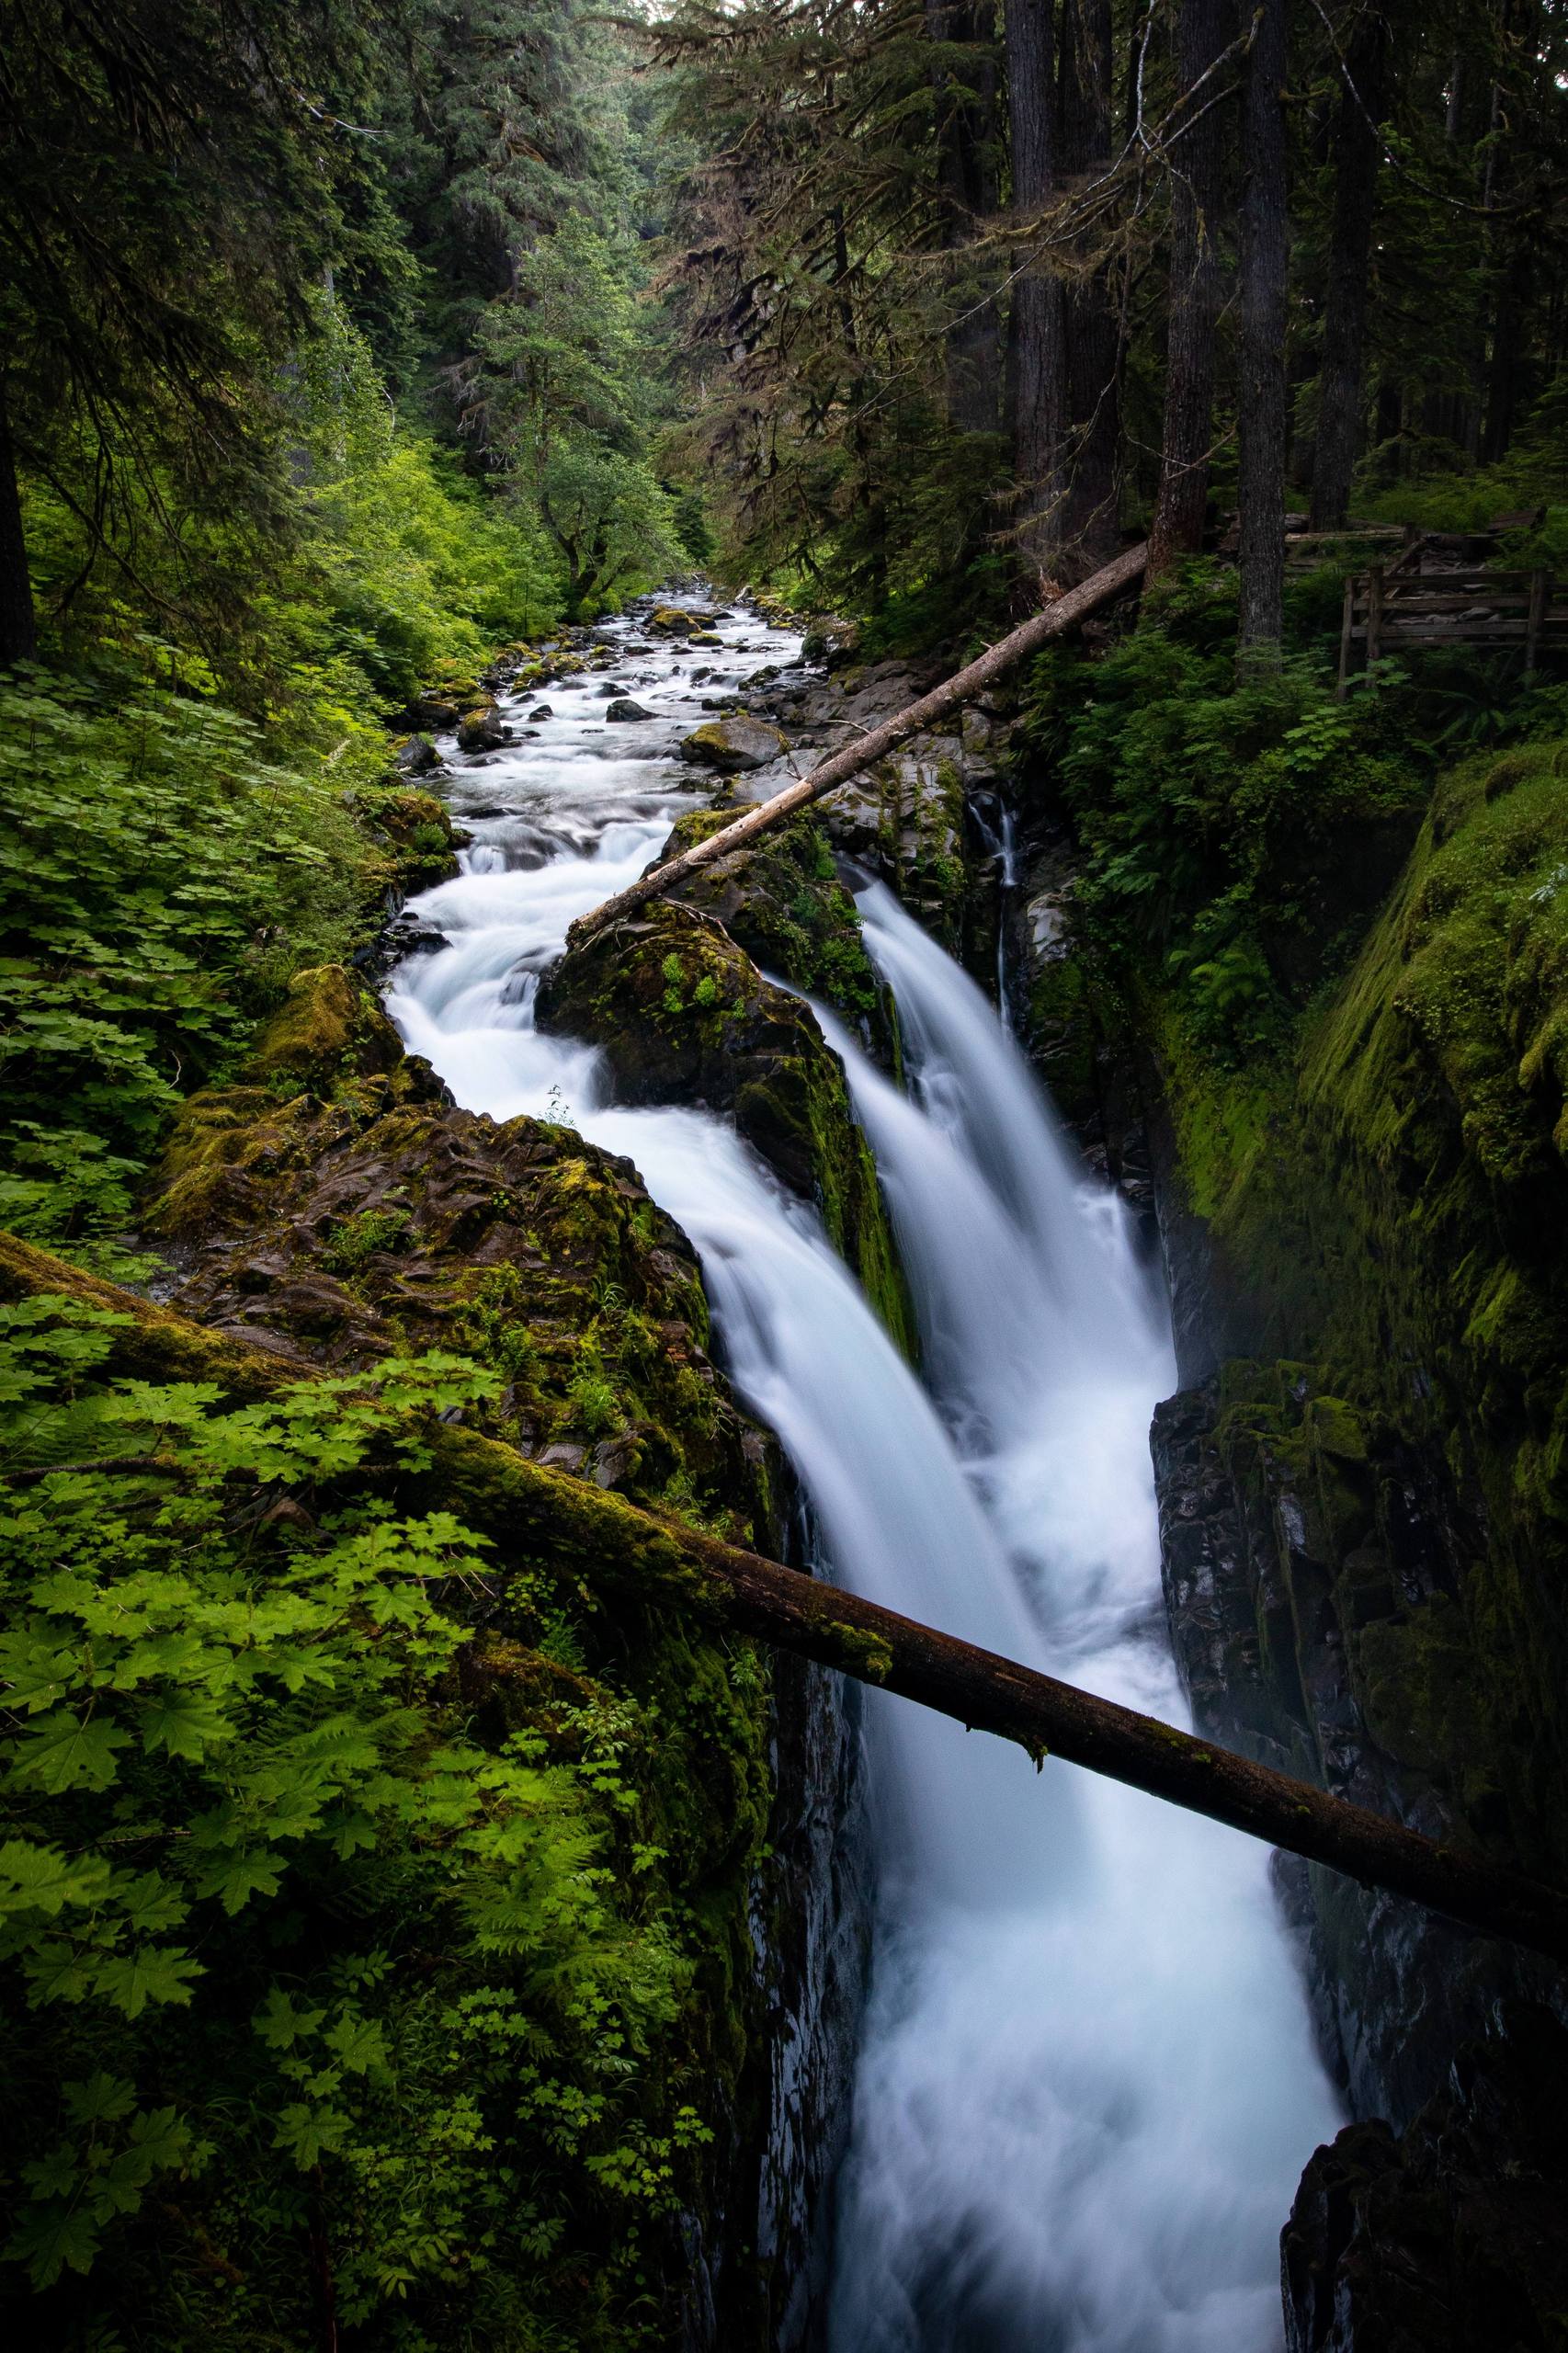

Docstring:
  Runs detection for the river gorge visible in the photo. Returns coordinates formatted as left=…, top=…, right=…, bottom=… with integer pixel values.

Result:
left=384, top=594, right=1341, bottom=2351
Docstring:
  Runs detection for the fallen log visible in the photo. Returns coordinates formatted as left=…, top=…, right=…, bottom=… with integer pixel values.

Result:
left=4, top=1224, right=1566, bottom=1967
left=569, top=541, right=1149, bottom=944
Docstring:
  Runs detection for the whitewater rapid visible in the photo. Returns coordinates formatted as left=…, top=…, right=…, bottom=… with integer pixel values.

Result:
left=383, top=595, right=1339, bottom=2352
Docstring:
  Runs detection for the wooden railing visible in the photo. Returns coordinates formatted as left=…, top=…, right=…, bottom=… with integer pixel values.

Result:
left=1335, top=561, right=1561, bottom=696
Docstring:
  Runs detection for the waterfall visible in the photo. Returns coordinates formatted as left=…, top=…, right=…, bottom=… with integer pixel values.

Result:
left=383, top=597, right=1339, bottom=2353
left=820, top=885, right=1340, bottom=2353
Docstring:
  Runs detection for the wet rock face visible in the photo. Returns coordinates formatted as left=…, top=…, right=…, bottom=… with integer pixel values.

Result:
left=655, top=811, right=893, bottom=1062
left=1153, top=1370, right=1568, bottom=2353
left=1152, top=1370, right=1561, bottom=2131
left=1282, top=2006, right=1568, bottom=2353
left=746, top=655, right=1015, bottom=952
left=1002, top=823, right=1154, bottom=1212
left=753, top=1652, right=873, bottom=2352
left=539, top=900, right=912, bottom=1351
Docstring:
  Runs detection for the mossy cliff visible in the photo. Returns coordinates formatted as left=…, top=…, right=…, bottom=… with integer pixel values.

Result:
left=1138, top=737, right=1568, bottom=2336
left=1, top=962, right=862, bottom=2350
left=540, top=899, right=913, bottom=1355
left=148, top=967, right=768, bottom=1529
left=1155, top=741, right=1568, bottom=1893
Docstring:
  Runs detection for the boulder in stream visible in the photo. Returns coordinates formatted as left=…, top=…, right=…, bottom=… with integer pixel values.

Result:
left=538, top=901, right=909, bottom=1345
left=394, top=733, right=441, bottom=776
left=605, top=698, right=654, bottom=723
left=457, top=701, right=508, bottom=751
left=679, top=715, right=790, bottom=772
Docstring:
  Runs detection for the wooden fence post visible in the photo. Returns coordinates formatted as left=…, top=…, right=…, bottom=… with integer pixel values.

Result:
left=1526, top=568, right=1550, bottom=677
left=1336, top=574, right=1355, bottom=700
left=1366, top=563, right=1384, bottom=678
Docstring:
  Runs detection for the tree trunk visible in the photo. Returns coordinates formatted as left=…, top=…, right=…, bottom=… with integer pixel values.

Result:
left=1237, top=0, right=1289, bottom=670
left=1004, top=0, right=1064, bottom=574
left=1149, top=0, right=1233, bottom=576
left=0, top=377, right=38, bottom=669
left=1483, top=241, right=1531, bottom=464
left=926, top=2, right=1004, bottom=438
left=1057, top=0, right=1122, bottom=574
left=6, top=1223, right=1568, bottom=1969
left=572, top=543, right=1149, bottom=941
left=1308, top=8, right=1387, bottom=530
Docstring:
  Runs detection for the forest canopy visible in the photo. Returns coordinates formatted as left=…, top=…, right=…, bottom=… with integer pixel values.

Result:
left=2, top=0, right=1565, bottom=680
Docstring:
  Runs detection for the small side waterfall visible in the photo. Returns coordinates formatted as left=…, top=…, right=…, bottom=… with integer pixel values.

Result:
left=383, top=598, right=1338, bottom=2353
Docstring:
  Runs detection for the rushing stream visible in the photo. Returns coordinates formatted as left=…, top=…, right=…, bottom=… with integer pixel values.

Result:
left=384, top=597, right=1340, bottom=2351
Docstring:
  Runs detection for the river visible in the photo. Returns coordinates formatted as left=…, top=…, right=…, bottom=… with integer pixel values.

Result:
left=384, top=593, right=1340, bottom=2352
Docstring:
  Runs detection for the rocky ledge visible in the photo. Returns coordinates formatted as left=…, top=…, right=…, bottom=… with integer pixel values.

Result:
left=131, top=948, right=870, bottom=2348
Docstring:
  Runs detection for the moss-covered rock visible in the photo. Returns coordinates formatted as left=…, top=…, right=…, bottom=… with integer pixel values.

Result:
left=457, top=700, right=506, bottom=751
left=679, top=715, right=790, bottom=772
left=352, top=779, right=465, bottom=896
left=822, top=745, right=971, bottom=946
left=1150, top=733, right=1568, bottom=2140
left=658, top=810, right=892, bottom=1051
left=242, top=963, right=406, bottom=1095
left=647, top=605, right=720, bottom=637
left=539, top=901, right=912, bottom=1350
left=146, top=1015, right=771, bottom=1538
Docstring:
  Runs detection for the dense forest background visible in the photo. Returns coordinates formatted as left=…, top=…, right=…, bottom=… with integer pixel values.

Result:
left=4, top=0, right=1567, bottom=1279
left=4, top=2, right=1568, bottom=2347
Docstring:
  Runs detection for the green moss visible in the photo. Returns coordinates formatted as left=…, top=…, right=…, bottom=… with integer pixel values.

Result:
left=1161, top=733, right=1568, bottom=1873
left=319, top=1203, right=413, bottom=1273
left=666, top=814, right=884, bottom=1029
left=540, top=900, right=914, bottom=1354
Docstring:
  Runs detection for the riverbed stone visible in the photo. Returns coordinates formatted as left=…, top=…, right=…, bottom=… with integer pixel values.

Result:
left=394, top=733, right=441, bottom=776
left=457, top=700, right=507, bottom=751
left=605, top=698, right=654, bottom=722
left=680, top=715, right=790, bottom=772
left=406, top=695, right=461, bottom=731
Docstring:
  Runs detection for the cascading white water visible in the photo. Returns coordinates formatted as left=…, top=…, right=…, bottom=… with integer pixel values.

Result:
left=383, top=596, right=1339, bottom=2353
left=820, top=888, right=1340, bottom=2352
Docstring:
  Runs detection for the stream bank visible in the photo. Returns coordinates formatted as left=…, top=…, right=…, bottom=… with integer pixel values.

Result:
left=987, top=709, right=1568, bottom=2347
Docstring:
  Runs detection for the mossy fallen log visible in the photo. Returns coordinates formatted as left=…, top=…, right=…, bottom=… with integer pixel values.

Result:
left=5, top=1224, right=1568, bottom=1967
left=568, top=543, right=1150, bottom=945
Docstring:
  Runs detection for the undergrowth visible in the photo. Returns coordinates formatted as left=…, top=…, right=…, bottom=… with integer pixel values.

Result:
left=0, top=1300, right=717, bottom=2349
left=0, top=671, right=390, bottom=1273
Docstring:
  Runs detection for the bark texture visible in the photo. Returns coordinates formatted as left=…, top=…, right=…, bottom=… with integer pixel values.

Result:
left=1149, top=0, right=1233, bottom=574
left=927, top=1, right=1003, bottom=437
left=1309, top=9, right=1386, bottom=530
left=1057, top=0, right=1122, bottom=574
left=0, top=377, right=37, bottom=669
left=1237, top=0, right=1289, bottom=665
left=1004, top=0, right=1064, bottom=572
